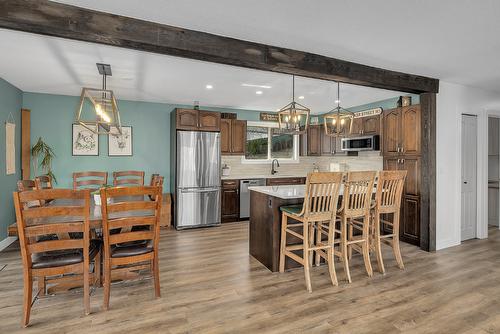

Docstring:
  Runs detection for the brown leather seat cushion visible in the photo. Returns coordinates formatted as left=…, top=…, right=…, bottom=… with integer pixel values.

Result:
left=31, top=239, right=101, bottom=269
left=111, top=241, right=153, bottom=258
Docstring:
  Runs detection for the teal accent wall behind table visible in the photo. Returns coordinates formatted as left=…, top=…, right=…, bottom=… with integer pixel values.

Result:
left=22, top=93, right=269, bottom=191
left=0, top=78, right=22, bottom=240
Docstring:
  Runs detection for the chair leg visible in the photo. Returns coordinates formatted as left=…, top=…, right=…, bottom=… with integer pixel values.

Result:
left=374, top=214, right=385, bottom=274
left=95, top=250, right=102, bottom=287
left=153, top=255, right=161, bottom=298
left=362, top=215, right=373, bottom=277
left=83, top=262, right=90, bottom=315
left=22, top=271, right=33, bottom=327
left=327, top=220, right=338, bottom=286
left=315, top=222, right=322, bottom=267
left=308, top=223, right=314, bottom=267
left=303, top=221, right=312, bottom=293
left=348, top=222, right=353, bottom=260
left=279, top=213, right=288, bottom=273
left=103, top=258, right=111, bottom=310
left=341, top=217, right=351, bottom=283
left=393, top=236, right=405, bottom=269
left=38, top=276, right=46, bottom=296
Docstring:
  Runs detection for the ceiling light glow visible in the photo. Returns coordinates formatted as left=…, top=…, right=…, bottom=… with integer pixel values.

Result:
left=256, top=90, right=263, bottom=95
left=298, top=96, right=305, bottom=100
left=206, top=84, right=213, bottom=89
left=242, top=83, right=272, bottom=89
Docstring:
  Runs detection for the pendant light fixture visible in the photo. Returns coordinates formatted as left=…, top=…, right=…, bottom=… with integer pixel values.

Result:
left=75, top=63, right=122, bottom=135
left=323, top=82, right=354, bottom=137
left=277, top=75, right=310, bottom=135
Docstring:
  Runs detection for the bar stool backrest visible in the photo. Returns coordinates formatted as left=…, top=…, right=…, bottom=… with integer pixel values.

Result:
left=302, top=172, right=343, bottom=220
left=375, top=170, right=407, bottom=214
left=342, top=171, right=377, bottom=217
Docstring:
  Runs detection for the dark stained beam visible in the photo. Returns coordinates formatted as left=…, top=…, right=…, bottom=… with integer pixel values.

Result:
left=420, top=92, right=437, bottom=252
left=0, top=0, right=439, bottom=94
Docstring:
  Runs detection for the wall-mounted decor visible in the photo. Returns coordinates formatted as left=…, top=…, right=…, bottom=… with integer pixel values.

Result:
left=72, top=124, right=99, bottom=156
left=108, top=126, right=132, bottom=156
left=260, top=112, right=279, bottom=122
left=5, top=112, right=15, bottom=175
left=353, top=107, right=383, bottom=118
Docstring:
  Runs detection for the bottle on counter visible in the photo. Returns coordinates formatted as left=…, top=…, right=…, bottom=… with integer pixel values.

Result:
left=312, top=163, right=319, bottom=173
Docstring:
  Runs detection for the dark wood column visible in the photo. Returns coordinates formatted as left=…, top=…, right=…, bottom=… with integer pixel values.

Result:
left=420, top=93, right=437, bottom=251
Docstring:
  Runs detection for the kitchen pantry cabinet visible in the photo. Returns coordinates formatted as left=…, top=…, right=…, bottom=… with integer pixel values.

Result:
left=383, top=105, right=421, bottom=156
left=221, top=119, right=247, bottom=155
left=175, top=108, right=221, bottom=132
left=350, top=115, right=380, bottom=137
left=221, top=179, right=239, bottom=222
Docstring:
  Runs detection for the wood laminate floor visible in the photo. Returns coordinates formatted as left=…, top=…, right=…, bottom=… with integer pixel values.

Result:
left=1, top=222, right=500, bottom=333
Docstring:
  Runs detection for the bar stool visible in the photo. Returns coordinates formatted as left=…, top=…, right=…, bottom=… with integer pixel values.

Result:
left=335, top=171, right=376, bottom=283
left=371, top=170, right=407, bottom=274
left=279, top=172, right=343, bottom=292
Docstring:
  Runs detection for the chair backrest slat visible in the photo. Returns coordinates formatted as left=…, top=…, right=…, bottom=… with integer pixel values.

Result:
left=342, top=171, right=377, bottom=216
left=302, top=172, right=343, bottom=219
left=375, top=170, right=407, bottom=212
left=73, top=171, right=108, bottom=190
left=113, top=171, right=145, bottom=186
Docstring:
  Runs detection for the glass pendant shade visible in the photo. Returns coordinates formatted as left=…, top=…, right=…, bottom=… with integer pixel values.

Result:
left=277, top=76, right=310, bottom=135
left=75, top=64, right=122, bottom=135
left=324, top=82, right=354, bottom=137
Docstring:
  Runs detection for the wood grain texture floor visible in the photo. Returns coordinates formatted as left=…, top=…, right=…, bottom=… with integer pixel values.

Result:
left=1, top=222, right=500, bottom=333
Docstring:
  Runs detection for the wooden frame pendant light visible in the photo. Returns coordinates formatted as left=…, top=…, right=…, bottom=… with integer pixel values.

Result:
left=75, top=63, right=122, bottom=135
left=324, top=82, right=354, bottom=137
left=277, top=75, right=310, bottom=135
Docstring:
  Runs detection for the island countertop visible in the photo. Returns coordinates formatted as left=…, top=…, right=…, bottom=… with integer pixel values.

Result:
left=248, top=185, right=305, bottom=199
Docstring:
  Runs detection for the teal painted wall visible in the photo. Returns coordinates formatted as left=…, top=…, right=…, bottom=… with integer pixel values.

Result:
left=345, top=94, right=420, bottom=113
left=22, top=93, right=269, bottom=191
left=0, top=78, right=22, bottom=240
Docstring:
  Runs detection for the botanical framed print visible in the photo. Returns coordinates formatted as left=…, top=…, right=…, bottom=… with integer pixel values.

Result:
left=108, top=126, right=133, bottom=156
left=72, top=124, right=99, bottom=156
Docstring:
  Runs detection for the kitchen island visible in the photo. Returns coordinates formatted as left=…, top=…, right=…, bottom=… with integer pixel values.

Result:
left=249, top=185, right=306, bottom=272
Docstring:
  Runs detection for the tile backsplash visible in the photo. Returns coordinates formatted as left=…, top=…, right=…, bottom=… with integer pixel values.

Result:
left=222, top=152, right=383, bottom=178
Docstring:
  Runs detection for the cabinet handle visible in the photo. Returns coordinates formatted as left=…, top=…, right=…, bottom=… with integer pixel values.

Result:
left=401, top=147, right=405, bottom=153
left=397, top=159, right=401, bottom=164
left=402, top=159, right=405, bottom=164
left=397, top=147, right=400, bottom=153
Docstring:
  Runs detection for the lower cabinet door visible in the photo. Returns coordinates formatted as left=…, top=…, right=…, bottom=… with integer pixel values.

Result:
left=221, top=188, right=240, bottom=222
left=400, top=195, right=420, bottom=246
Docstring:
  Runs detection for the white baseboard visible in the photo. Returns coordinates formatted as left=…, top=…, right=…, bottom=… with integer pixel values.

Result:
left=0, top=236, right=17, bottom=252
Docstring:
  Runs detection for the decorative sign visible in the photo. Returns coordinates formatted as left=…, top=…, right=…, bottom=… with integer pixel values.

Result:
left=260, top=112, right=279, bottom=122
left=353, top=107, right=383, bottom=119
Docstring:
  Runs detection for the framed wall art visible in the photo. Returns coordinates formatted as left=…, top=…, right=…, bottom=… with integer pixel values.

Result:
left=108, top=126, right=133, bottom=156
left=72, top=124, right=99, bottom=156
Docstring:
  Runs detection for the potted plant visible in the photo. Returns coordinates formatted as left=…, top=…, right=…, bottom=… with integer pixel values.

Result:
left=31, top=137, right=57, bottom=183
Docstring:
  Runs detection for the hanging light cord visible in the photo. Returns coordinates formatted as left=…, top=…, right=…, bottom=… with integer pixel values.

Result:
left=336, top=82, right=340, bottom=109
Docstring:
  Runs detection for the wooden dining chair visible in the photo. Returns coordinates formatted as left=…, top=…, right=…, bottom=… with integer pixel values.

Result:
left=13, top=188, right=101, bottom=327
left=100, top=185, right=162, bottom=310
left=335, top=171, right=376, bottom=283
left=34, top=175, right=53, bottom=190
left=73, top=171, right=108, bottom=190
left=113, top=171, right=145, bottom=186
left=371, top=170, right=407, bottom=274
left=279, top=172, right=343, bottom=292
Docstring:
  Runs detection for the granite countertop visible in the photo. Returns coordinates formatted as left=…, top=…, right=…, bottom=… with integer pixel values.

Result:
left=221, top=174, right=308, bottom=180
left=248, top=185, right=306, bottom=199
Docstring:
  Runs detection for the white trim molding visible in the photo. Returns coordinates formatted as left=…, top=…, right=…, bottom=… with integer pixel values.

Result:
left=0, top=236, right=17, bottom=252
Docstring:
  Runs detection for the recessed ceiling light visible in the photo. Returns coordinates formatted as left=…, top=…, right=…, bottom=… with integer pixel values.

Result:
left=298, top=96, right=305, bottom=100
left=206, top=84, right=213, bottom=89
left=256, top=90, right=263, bottom=95
left=335, top=99, right=340, bottom=103
left=242, top=83, right=272, bottom=89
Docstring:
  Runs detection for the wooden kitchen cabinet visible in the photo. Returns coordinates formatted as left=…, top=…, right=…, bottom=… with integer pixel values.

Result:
left=320, top=127, right=335, bottom=155
left=383, top=105, right=421, bottom=156
left=350, top=115, right=380, bottom=137
left=307, top=125, right=321, bottom=156
left=266, top=177, right=306, bottom=186
left=221, top=179, right=239, bottom=222
left=221, top=119, right=247, bottom=155
left=175, top=108, right=221, bottom=131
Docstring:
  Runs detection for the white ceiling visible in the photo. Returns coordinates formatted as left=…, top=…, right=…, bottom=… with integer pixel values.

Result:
left=0, top=29, right=403, bottom=114
left=53, top=0, right=500, bottom=92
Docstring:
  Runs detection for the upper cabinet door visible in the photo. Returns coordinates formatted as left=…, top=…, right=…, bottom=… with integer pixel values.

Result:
left=307, top=125, right=321, bottom=156
left=220, top=119, right=231, bottom=155
left=199, top=111, right=221, bottom=132
left=231, top=120, right=247, bottom=155
left=401, top=105, right=421, bottom=155
left=383, top=109, right=401, bottom=156
left=320, top=128, right=333, bottom=155
left=176, top=109, right=199, bottom=130
left=350, top=118, right=364, bottom=136
left=362, top=115, right=380, bottom=136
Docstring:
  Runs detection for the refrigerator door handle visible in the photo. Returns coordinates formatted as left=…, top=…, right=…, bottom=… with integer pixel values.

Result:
left=181, top=188, right=220, bottom=193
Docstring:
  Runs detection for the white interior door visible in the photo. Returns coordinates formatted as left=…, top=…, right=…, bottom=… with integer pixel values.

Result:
left=461, top=114, right=478, bottom=241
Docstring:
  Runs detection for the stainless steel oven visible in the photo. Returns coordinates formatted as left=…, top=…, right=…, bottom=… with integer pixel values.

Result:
left=341, top=135, right=380, bottom=151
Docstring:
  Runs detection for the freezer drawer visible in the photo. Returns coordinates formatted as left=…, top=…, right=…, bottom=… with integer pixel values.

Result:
left=176, top=188, right=221, bottom=229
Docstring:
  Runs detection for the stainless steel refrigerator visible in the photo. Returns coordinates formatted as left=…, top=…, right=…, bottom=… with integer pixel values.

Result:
left=175, top=131, right=221, bottom=229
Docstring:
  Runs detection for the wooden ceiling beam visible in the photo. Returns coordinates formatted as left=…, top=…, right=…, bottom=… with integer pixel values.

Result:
left=0, top=0, right=439, bottom=93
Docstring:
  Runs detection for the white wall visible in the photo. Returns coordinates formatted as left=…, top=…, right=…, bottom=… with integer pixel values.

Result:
left=436, top=81, right=500, bottom=250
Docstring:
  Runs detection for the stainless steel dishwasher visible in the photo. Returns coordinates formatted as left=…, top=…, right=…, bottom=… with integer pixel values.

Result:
left=240, top=179, right=266, bottom=219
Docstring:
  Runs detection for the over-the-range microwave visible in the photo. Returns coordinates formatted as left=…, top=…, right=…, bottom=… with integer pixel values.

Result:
left=341, top=135, right=380, bottom=152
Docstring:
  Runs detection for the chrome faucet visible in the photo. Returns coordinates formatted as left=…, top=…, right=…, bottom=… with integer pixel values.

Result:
left=271, top=159, right=280, bottom=175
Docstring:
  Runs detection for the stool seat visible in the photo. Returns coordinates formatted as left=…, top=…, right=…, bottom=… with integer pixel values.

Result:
left=280, top=204, right=303, bottom=216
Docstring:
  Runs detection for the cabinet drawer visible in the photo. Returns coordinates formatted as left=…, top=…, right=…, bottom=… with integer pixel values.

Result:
left=222, top=179, right=239, bottom=189
left=266, top=177, right=306, bottom=186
